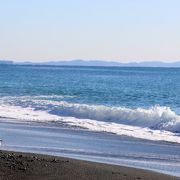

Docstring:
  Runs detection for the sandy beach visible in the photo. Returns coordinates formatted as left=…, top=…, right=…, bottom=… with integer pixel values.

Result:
left=0, top=150, right=179, bottom=180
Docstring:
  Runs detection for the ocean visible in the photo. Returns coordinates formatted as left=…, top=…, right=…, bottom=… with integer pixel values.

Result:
left=0, top=65, right=180, bottom=176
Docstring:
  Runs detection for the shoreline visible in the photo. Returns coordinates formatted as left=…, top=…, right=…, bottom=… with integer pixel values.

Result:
left=1, top=119, right=180, bottom=177
left=0, top=150, right=179, bottom=180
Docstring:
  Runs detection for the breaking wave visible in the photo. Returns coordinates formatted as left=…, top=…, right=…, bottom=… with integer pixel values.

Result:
left=0, top=96, right=180, bottom=143
left=36, top=100, right=180, bottom=133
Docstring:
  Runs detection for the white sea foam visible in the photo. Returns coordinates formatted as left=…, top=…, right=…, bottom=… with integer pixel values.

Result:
left=13, top=98, right=180, bottom=133
left=0, top=104, right=59, bottom=121
left=0, top=103, right=180, bottom=143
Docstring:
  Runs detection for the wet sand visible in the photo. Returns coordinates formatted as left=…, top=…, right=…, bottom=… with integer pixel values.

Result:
left=0, top=150, right=179, bottom=180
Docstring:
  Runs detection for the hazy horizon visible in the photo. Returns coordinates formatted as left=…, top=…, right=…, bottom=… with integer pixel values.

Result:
left=1, top=59, right=180, bottom=66
left=0, top=59, right=180, bottom=63
left=1, top=0, right=180, bottom=62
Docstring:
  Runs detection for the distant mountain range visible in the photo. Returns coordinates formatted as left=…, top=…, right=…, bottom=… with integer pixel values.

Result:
left=1, top=60, right=180, bottom=67
left=0, top=60, right=13, bottom=64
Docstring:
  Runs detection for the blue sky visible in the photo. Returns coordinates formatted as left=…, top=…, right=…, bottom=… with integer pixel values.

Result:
left=0, top=0, right=180, bottom=62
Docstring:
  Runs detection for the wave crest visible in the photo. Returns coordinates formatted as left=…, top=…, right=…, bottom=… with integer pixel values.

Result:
left=29, top=100, right=180, bottom=132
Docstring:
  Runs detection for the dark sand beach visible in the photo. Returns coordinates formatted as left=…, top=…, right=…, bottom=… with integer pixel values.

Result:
left=0, top=150, right=179, bottom=180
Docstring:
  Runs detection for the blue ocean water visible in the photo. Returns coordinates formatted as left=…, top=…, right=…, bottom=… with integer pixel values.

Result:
left=0, top=64, right=180, bottom=176
left=0, top=65, right=180, bottom=109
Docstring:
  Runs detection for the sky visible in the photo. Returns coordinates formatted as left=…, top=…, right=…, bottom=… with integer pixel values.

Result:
left=0, top=0, right=180, bottom=63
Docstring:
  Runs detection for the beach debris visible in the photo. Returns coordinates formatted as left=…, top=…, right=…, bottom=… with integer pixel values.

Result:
left=32, top=156, right=39, bottom=160
left=18, top=166, right=27, bottom=171
left=136, top=177, right=141, bottom=179
left=52, top=158, right=57, bottom=163
left=18, top=154, right=23, bottom=158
